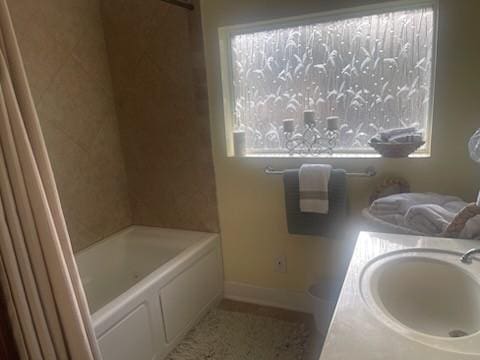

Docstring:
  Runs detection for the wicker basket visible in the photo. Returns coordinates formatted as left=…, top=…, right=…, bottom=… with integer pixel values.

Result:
left=368, top=140, right=425, bottom=158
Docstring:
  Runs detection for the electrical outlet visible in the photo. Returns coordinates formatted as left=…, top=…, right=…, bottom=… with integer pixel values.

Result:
left=274, top=256, right=287, bottom=273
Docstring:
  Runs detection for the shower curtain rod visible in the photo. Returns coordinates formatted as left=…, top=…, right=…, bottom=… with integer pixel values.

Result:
left=161, top=0, right=194, bottom=10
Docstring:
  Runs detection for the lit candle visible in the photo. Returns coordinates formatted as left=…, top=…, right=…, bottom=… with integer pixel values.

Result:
left=304, top=110, right=316, bottom=127
left=283, top=119, right=295, bottom=133
left=233, top=130, right=246, bottom=156
left=327, top=116, right=339, bottom=131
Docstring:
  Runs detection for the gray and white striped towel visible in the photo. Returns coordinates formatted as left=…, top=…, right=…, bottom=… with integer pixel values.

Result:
left=299, top=164, right=332, bottom=214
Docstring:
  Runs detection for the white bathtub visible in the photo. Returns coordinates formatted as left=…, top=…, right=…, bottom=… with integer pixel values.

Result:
left=75, top=226, right=223, bottom=360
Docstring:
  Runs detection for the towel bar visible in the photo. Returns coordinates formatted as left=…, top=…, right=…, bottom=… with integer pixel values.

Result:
left=264, top=165, right=376, bottom=177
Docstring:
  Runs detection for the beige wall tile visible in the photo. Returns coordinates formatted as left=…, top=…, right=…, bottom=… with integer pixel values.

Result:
left=7, top=0, right=218, bottom=252
left=8, top=0, right=133, bottom=252
left=102, top=0, right=219, bottom=233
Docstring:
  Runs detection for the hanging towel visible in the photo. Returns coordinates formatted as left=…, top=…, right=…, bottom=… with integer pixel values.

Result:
left=283, top=169, right=348, bottom=236
left=299, top=164, right=332, bottom=214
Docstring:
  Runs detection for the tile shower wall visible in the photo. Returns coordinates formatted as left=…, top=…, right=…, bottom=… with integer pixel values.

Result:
left=101, top=0, right=219, bottom=232
left=7, top=0, right=132, bottom=251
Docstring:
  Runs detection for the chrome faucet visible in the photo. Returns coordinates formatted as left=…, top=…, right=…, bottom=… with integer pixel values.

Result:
left=460, top=248, right=480, bottom=264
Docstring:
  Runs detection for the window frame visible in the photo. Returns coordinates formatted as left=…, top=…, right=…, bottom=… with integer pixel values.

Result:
left=218, top=0, right=439, bottom=158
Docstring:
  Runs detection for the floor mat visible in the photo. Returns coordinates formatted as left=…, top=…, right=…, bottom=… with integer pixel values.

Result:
left=166, top=308, right=310, bottom=360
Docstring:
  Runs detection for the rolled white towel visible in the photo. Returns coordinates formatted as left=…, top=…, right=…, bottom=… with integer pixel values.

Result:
left=405, top=204, right=458, bottom=235
left=389, top=132, right=423, bottom=143
left=374, top=213, right=407, bottom=227
left=444, top=200, right=469, bottom=213
left=370, top=193, right=462, bottom=216
left=379, top=126, right=417, bottom=142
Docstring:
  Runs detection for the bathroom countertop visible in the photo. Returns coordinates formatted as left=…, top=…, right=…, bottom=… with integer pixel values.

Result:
left=319, top=231, right=480, bottom=360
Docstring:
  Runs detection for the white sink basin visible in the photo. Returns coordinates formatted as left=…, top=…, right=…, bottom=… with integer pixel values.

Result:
left=361, top=249, right=480, bottom=354
left=373, top=256, right=480, bottom=337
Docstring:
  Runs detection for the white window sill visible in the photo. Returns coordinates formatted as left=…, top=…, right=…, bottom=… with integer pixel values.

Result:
left=230, top=153, right=431, bottom=159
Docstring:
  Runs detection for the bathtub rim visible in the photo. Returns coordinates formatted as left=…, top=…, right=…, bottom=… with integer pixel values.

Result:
left=75, top=225, right=221, bottom=329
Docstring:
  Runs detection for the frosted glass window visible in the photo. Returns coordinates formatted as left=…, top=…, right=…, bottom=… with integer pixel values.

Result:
left=221, top=4, right=436, bottom=156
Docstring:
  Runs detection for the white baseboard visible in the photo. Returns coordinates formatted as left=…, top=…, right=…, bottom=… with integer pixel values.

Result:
left=223, top=281, right=312, bottom=314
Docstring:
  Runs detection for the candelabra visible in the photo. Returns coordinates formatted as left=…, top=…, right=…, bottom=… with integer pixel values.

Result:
left=283, top=112, right=340, bottom=156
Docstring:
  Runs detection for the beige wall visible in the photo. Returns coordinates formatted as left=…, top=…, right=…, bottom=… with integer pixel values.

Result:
left=101, top=0, right=219, bottom=232
left=202, top=0, right=480, bottom=291
left=8, top=0, right=132, bottom=251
